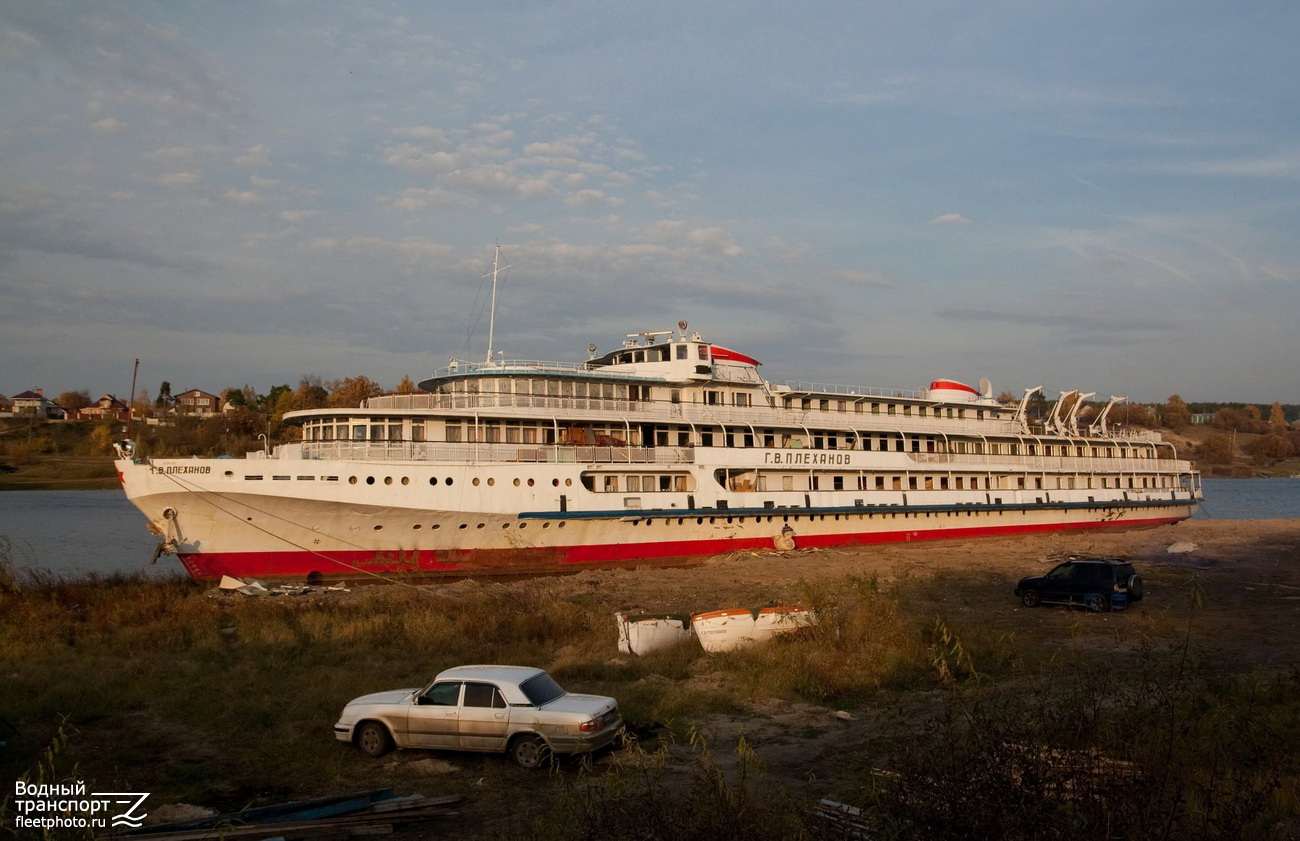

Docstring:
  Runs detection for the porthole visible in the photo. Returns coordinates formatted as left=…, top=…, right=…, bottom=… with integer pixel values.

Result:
left=373, top=525, right=383, bottom=531
left=552, top=479, right=560, bottom=487
left=473, top=478, right=480, bottom=486
left=366, top=476, right=375, bottom=485
left=558, top=522, right=566, bottom=528
left=445, top=477, right=453, bottom=486
left=401, top=477, right=410, bottom=486
left=527, top=478, right=535, bottom=487
left=413, top=524, right=422, bottom=530
left=429, top=477, right=438, bottom=485
left=224, top=470, right=234, bottom=477
left=476, top=523, right=485, bottom=529
left=519, top=522, right=527, bottom=529
left=384, top=476, right=392, bottom=485
left=458, top=524, right=468, bottom=530
left=696, top=517, right=704, bottom=525
left=487, top=478, right=495, bottom=486
left=565, top=478, right=573, bottom=487
left=542, top=522, right=551, bottom=529
left=513, top=478, right=521, bottom=487
left=349, top=476, right=358, bottom=485
left=502, top=523, right=510, bottom=529
left=431, top=524, right=441, bottom=530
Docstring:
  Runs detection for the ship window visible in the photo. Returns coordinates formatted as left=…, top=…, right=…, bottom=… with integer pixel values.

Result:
left=627, top=476, right=640, bottom=492
left=353, top=426, right=366, bottom=441
left=659, top=476, right=672, bottom=492
left=604, top=476, right=618, bottom=492
left=698, top=346, right=709, bottom=361
left=833, top=476, right=844, bottom=490
left=676, top=344, right=687, bottom=359
left=675, top=475, right=687, bottom=492
left=820, top=399, right=829, bottom=411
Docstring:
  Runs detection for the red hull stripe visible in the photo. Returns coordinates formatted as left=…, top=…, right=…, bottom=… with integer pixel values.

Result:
left=178, top=515, right=1183, bottom=581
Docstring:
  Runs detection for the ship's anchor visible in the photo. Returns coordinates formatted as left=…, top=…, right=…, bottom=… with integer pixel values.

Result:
left=151, top=507, right=180, bottom=564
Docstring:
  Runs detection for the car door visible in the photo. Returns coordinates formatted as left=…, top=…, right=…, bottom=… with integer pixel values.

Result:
left=1041, top=562, right=1076, bottom=604
left=457, top=682, right=511, bottom=751
left=407, top=680, right=462, bottom=748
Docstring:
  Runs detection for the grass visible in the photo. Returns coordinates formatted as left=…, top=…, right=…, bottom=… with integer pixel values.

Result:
left=1, top=551, right=1297, bottom=840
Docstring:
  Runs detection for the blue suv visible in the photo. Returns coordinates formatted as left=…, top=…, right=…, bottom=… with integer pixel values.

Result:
left=1015, top=557, right=1144, bottom=611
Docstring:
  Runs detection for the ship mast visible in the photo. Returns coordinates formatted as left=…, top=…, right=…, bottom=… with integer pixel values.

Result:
left=483, top=244, right=510, bottom=365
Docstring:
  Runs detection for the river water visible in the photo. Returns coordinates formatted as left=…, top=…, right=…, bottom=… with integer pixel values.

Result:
left=1, top=478, right=1297, bottom=579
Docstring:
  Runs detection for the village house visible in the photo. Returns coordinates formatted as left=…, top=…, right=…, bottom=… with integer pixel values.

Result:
left=9, top=389, right=66, bottom=420
left=174, top=388, right=223, bottom=416
left=76, top=394, right=131, bottom=422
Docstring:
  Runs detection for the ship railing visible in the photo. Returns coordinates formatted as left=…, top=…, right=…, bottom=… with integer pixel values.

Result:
left=344, top=394, right=1166, bottom=446
left=907, top=451, right=1191, bottom=473
left=775, top=381, right=927, bottom=399
left=296, top=441, right=694, bottom=465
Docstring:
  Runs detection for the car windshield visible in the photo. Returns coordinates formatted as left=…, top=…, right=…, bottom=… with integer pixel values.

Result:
left=519, top=672, right=566, bottom=706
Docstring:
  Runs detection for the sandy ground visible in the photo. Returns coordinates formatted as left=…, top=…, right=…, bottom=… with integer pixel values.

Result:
left=403, top=518, right=1300, bottom=837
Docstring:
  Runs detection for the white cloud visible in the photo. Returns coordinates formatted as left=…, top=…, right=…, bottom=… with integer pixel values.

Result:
left=155, top=171, right=203, bottom=188
left=927, top=213, right=970, bottom=226
left=687, top=227, right=743, bottom=257
left=234, top=145, right=270, bottom=168
left=279, top=209, right=319, bottom=224
left=89, top=117, right=127, bottom=134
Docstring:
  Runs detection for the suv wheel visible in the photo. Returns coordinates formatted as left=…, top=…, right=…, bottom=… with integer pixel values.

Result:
left=1021, top=590, right=1041, bottom=608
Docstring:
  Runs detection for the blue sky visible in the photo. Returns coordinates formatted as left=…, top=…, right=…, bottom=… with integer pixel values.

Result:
left=2, top=1, right=1297, bottom=405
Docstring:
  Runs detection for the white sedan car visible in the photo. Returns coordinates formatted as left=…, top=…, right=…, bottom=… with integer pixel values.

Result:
left=333, top=665, right=623, bottom=769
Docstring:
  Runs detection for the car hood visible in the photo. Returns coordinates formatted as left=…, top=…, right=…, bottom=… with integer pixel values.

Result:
left=541, top=692, right=618, bottom=717
left=1017, top=575, right=1045, bottom=587
left=345, top=688, right=419, bottom=708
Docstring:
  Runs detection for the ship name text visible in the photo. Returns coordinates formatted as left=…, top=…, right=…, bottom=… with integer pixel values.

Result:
left=762, top=452, right=853, bottom=466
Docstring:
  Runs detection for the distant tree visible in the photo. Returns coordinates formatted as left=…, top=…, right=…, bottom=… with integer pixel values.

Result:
left=263, top=384, right=291, bottom=413
left=1119, top=403, right=1158, bottom=429
left=1269, top=402, right=1287, bottom=428
left=156, top=381, right=174, bottom=408
left=196, top=406, right=266, bottom=456
left=134, top=389, right=151, bottom=420
left=1195, top=433, right=1235, bottom=465
left=1158, top=395, right=1191, bottom=430
left=90, top=424, right=116, bottom=454
left=1243, top=405, right=1264, bottom=431
left=396, top=375, right=417, bottom=394
left=327, top=376, right=383, bottom=408
left=222, top=386, right=247, bottom=408
left=996, top=391, right=1017, bottom=405
left=57, top=390, right=91, bottom=411
left=1247, top=433, right=1294, bottom=465
left=1212, top=407, right=1244, bottom=432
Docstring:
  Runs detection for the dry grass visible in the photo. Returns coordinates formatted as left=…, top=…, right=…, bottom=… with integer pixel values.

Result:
left=1, top=547, right=1298, bottom=840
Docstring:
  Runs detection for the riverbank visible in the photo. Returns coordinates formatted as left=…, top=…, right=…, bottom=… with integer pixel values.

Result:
left=3, top=518, right=1298, bottom=839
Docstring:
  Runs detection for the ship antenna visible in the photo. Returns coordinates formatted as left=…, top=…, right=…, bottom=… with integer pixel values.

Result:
left=483, top=243, right=510, bottom=365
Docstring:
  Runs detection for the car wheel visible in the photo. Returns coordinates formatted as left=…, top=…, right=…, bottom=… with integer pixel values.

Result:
left=1127, top=574, right=1144, bottom=601
left=1087, top=594, right=1109, bottom=613
left=1021, top=590, right=1041, bottom=608
left=355, top=721, right=393, bottom=758
left=509, top=734, right=551, bottom=770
